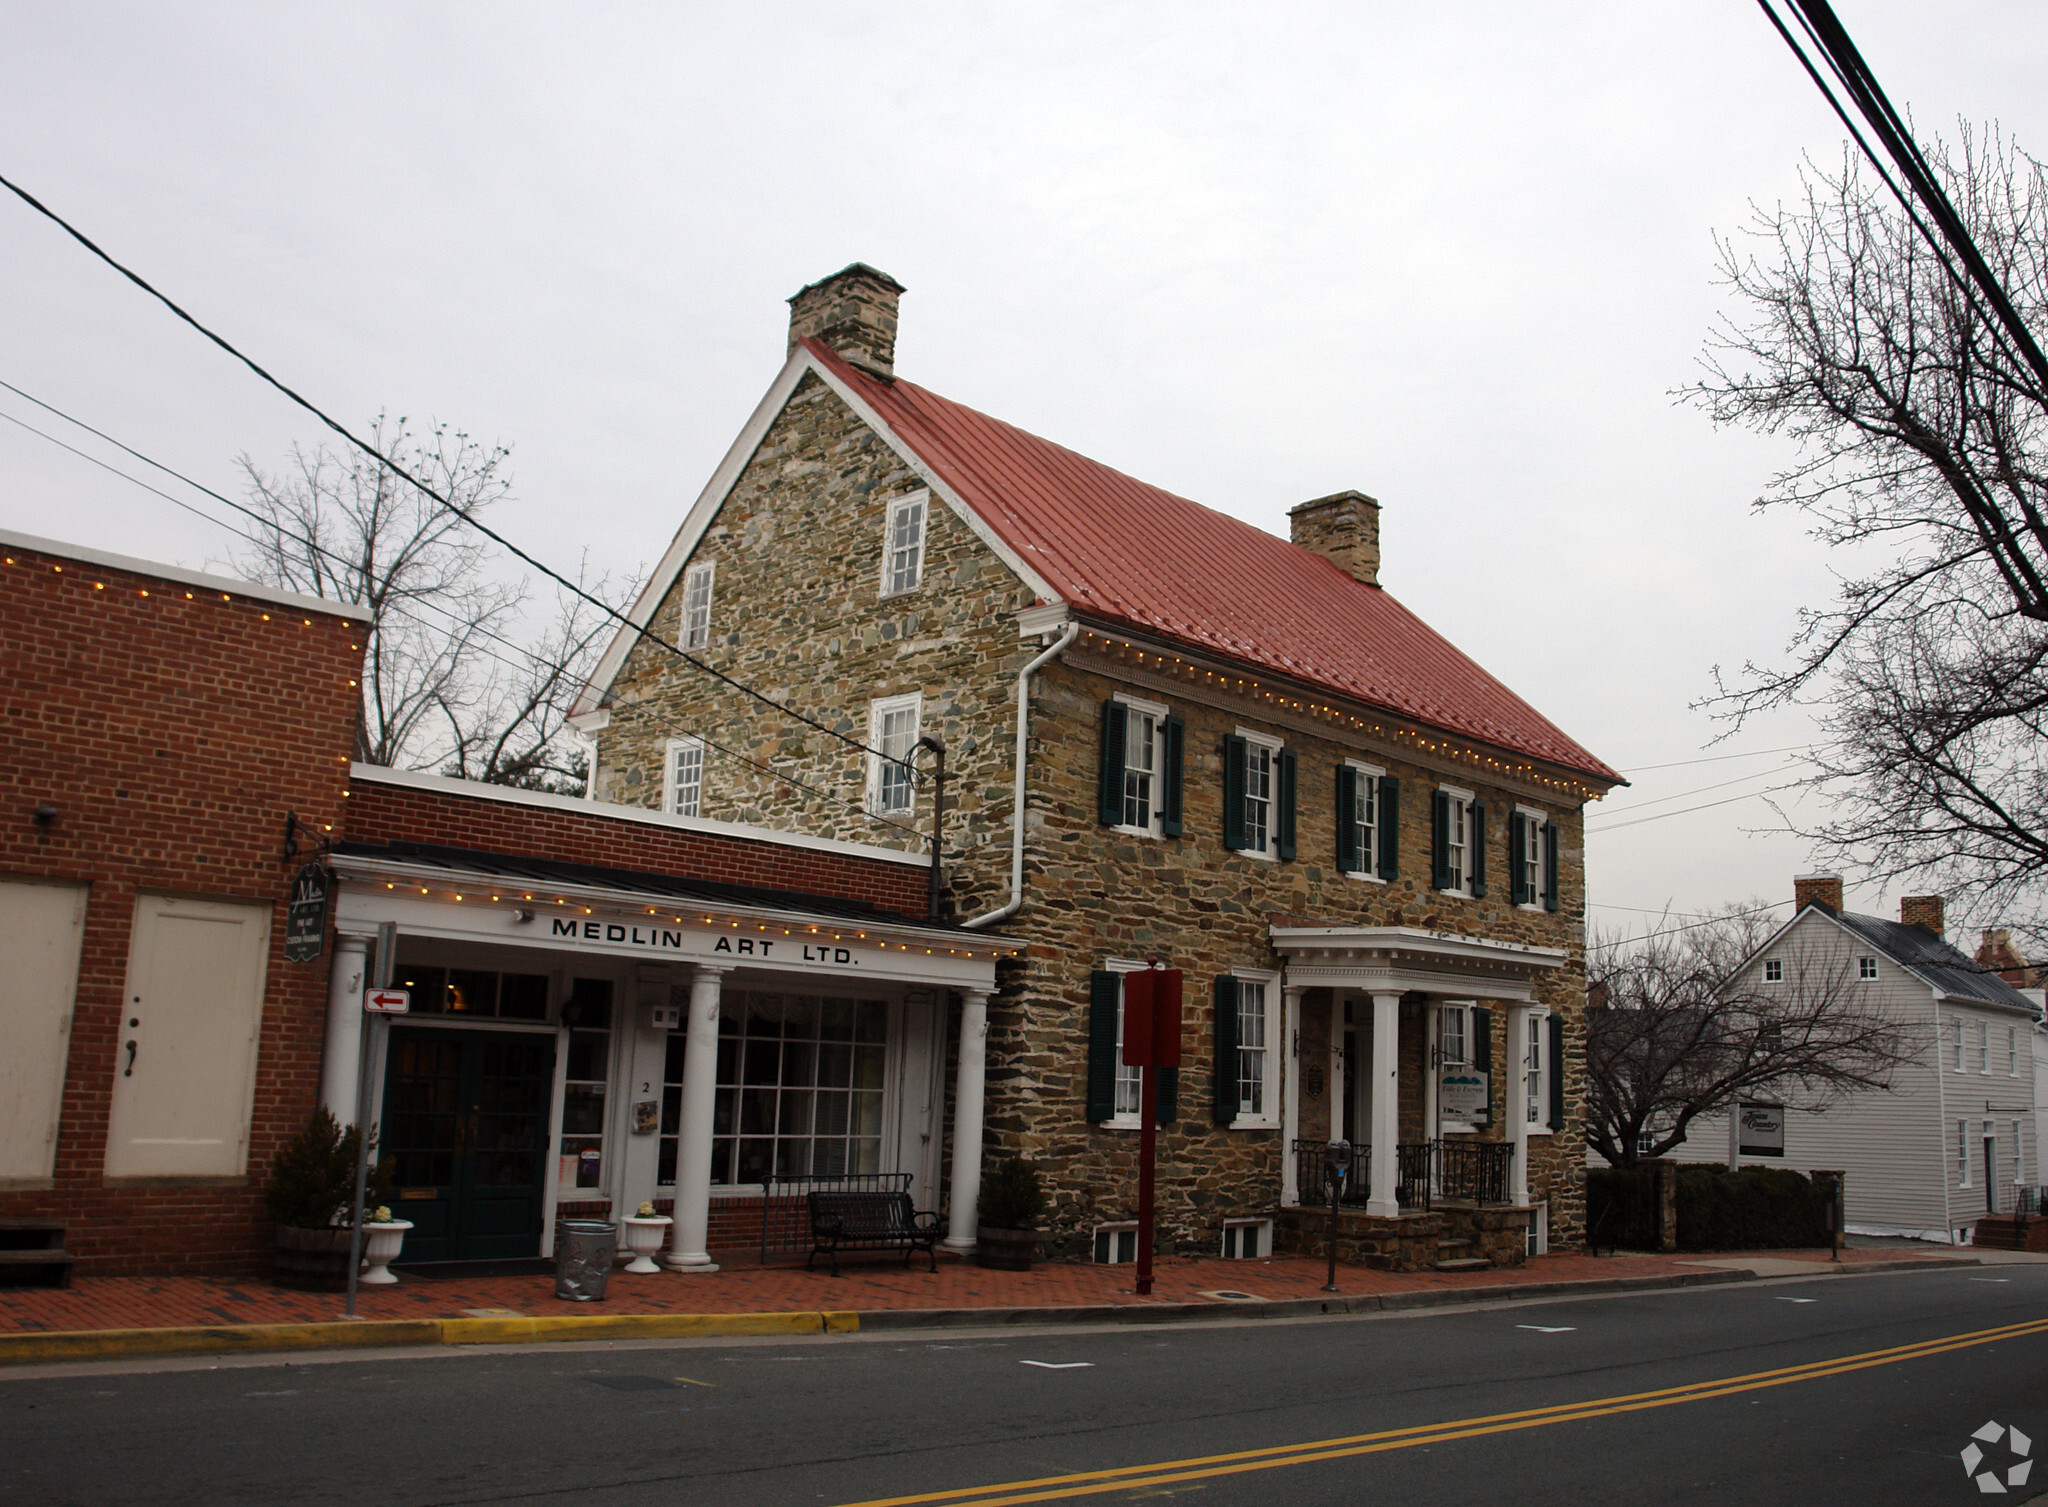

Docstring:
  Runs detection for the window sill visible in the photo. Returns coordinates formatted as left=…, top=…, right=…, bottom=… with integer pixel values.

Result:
left=1229, top=1117, right=1280, bottom=1131
left=1343, top=870, right=1386, bottom=885
left=1110, top=824, right=1162, bottom=840
left=1233, top=847, right=1277, bottom=863
left=877, top=584, right=922, bottom=602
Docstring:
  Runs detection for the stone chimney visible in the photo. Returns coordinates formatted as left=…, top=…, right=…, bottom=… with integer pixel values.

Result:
left=1288, top=490, right=1382, bottom=587
left=1794, top=872, right=1843, bottom=914
left=1900, top=894, right=1945, bottom=937
left=787, top=263, right=905, bottom=377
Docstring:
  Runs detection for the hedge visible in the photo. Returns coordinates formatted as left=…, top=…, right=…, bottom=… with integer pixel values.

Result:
left=1587, top=1163, right=1833, bottom=1251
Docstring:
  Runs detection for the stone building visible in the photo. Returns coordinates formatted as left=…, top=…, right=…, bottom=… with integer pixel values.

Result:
left=569, top=265, right=1622, bottom=1266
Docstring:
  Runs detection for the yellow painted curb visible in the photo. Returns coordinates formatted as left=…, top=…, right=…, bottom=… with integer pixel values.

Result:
left=0, top=1310, right=860, bottom=1367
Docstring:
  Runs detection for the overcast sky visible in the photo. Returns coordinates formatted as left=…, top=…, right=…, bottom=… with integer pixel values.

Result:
left=5, top=3, right=2045, bottom=940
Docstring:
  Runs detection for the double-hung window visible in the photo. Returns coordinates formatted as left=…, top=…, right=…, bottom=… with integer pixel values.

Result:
left=1223, top=730, right=1295, bottom=860
left=681, top=561, right=715, bottom=651
left=1088, top=963, right=1178, bottom=1128
left=1212, top=971, right=1277, bottom=1127
left=1508, top=807, right=1559, bottom=910
left=1979, top=1021, right=1991, bottom=1074
left=2011, top=1026, right=2022, bottom=1077
left=867, top=693, right=921, bottom=816
left=1433, top=787, right=1485, bottom=897
left=1337, top=760, right=1396, bottom=879
left=1098, top=695, right=1182, bottom=838
left=1440, top=1004, right=1469, bottom=1070
left=662, top=736, right=705, bottom=818
left=1525, top=1010, right=1550, bottom=1131
left=1959, top=1119, right=1971, bottom=1184
left=1953, top=1018, right=1966, bottom=1072
left=880, top=491, right=928, bottom=597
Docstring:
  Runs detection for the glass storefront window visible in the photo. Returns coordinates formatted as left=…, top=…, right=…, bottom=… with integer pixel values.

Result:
left=392, top=964, right=549, bottom=1020
left=558, top=978, right=612, bottom=1192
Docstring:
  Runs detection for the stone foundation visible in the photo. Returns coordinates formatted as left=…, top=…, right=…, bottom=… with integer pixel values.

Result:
left=1274, top=1203, right=1530, bottom=1273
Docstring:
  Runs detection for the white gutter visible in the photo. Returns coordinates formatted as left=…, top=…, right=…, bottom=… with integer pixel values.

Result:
left=963, top=620, right=1080, bottom=929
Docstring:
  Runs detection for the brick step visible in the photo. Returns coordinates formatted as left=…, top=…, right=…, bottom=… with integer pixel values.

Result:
left=0, top=1218, right=67, bottom=1252
left=1432, top=1257, right=1492, bottom=1272
left=0, top=1247, right=75, bottom=1289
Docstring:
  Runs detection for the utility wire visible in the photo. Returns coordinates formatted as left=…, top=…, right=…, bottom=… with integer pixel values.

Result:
left=1584, top=781, right=1806, bottom=835
left=0, top=384, right=924, bottom=837
left=1622, top=743, right=1812, bottom=774
left=0, top=171, right=895, bottom=768
left=1588, top=758, right=1807, bottom=820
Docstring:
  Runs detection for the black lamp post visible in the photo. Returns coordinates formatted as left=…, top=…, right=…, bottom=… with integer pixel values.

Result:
left=1323, top=1139, right=1351, bottom=1293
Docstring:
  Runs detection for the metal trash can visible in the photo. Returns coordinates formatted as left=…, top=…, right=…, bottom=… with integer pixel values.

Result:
left=553, top=1219, right=618, bottom=1302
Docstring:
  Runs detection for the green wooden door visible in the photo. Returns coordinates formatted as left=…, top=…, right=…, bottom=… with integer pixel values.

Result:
left=383, top=1028, right=555, bottom=1262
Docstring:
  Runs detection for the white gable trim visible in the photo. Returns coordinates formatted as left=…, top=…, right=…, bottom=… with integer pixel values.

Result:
left=569, top=350, right=816, bottom=718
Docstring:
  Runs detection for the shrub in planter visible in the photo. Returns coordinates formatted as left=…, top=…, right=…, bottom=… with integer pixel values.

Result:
left=976, top=1157, right=1045, bottom=1271
left=265, top=1108, right=396, bottom=1290
left=1675, top=1165, right=1830, bottom=1250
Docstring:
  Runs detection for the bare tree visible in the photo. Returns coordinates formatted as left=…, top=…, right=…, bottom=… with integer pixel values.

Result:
left=1687, top=127, right=2048, bottom=927
left=1585, top=905, right=1916, bottom=1168
left=233, top=414, right=630, bottom=790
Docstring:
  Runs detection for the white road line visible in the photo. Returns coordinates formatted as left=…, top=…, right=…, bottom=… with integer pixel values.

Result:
left=1021, top=1361, right=1095, bottom=1369
left=1516, top=1325, right=1576, bottom=1333
left=1773, top=1298, right=1818, bottom=1304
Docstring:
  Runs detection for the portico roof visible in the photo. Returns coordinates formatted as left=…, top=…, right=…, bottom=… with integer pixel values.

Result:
left=1269, top=922, right=1567, bottom=1002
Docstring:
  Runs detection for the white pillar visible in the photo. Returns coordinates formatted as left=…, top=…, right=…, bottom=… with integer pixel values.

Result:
left=1280, top=985, right=1304, bottom=1207
left=1367, top=992, right=1402, bottom=1217
left=320, top=934, right=370, bottom=1119
left=664, top=964, right=729, bottom=1272
left=1504, top=1003, right=1532, bottom=1206
left=943, top=989, right=991, bottom=1252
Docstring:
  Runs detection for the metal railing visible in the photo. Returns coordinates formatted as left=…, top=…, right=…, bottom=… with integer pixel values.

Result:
left=759, top=1172, right=913, bottom=1261
left=2004, top=1184, right=2047, bottom=1218
left=1292, top=1139, right=1515, bottom=1212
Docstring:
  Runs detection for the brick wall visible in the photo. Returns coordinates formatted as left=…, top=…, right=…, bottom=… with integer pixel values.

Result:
left=0, top=542, right=365, bottom=1274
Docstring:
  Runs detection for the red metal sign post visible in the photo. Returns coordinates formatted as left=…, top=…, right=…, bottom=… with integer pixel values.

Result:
left=1122, top=960, right=1183, bottom=1297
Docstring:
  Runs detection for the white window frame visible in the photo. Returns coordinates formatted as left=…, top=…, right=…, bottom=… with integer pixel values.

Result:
left=2012, top=1025, right=2022, bottom=1078
left=1113, top=693, right=1169, bottom=839
left=1513, top=805, right=1546, bottom=909
left=1221, top=1218, right=1272, bottom=1259
left=1979, top=1020, right=1991, bottom=1075
left=1953, top=1017, right=1966, bottom=1072
left=661, top=736, right=705, bottom=818
left=1858, top=956, right=1878, bottom=981
left=1959, top=1118, right=1972, bottom=1185
left=1236, top=727, right=1282, bottom=861
left=1525, top=1007, right=1552, bottom=1135
left=680, top=560, right=715, bottom=651
left=866, top=693, right=922, bottom=816
left=1343, top=759, right=1385, bottom=883
left=1439, top=784, right=1476, bottom=897
left=1763, top=959, right=1784, bottom=984
left=1438, top=1003, right=1470, bottom=1068
left=1229, top=968, right=1280, bottom=1129
left=879, top=490, right=929, bottom=598
left=1103, top=958, right=1149, bottom=1129
left=1093, top=1222, right=1138, bottom=1264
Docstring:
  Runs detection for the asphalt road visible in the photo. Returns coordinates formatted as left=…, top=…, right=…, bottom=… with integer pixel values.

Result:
left=5, top=1266, right=2047, bottom=1507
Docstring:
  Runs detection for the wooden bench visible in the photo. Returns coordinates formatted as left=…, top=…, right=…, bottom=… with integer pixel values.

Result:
left=805, top=1191, right=940, bottom=1276
left=0, top=1219, right=74, bottom=1289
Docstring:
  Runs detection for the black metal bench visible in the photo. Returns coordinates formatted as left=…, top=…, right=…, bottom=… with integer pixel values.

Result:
left=805, top=1190, right=941, bottom=1276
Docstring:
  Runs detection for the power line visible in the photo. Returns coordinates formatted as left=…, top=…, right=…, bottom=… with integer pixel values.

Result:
left=1621, top=743, right=1812, bottom=774
left=1584, top=781, right=1806, bottom=835
left=1590, top=758, right=1807, bottom=820
left=0, top=170, right=897, bottom=770
left=0, top=382, right=924, bottom=838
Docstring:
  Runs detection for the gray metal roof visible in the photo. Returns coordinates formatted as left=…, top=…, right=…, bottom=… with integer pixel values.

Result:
left=1833, top=910, right=2042, bottom=1015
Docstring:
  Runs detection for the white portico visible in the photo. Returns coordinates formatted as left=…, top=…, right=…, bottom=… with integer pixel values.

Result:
left=1271, top=925, right=1567, bottom=1216
left=324, top=843, right=1002, bottom=1269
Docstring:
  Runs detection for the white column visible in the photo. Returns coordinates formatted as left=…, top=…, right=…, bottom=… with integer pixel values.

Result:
left=1504, top=1003, right=1532, bottom=1206
left=1280, top=985, right=1304, bottom=1207
left=664, top=964, right=729, bottom=1272
left=320, top=934, right=370, bottom=1119
left=1368, top=992, right=1402, bottom=1217
left=943, top=989, right=991, bottom=1252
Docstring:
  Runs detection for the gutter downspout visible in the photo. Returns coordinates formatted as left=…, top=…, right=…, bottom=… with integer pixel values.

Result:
left=963, top=620, right=1080, bottom=930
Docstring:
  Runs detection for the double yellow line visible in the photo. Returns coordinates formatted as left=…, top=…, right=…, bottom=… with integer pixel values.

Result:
left=837, top=1314, right=2048, bottom=1507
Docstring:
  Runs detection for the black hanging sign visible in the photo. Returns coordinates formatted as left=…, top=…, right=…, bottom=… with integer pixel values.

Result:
left=285, top=861, right=333, bottom=963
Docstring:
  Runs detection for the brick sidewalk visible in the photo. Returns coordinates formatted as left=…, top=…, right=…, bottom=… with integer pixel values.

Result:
left=0, top=1245, right=1956, bottom=1335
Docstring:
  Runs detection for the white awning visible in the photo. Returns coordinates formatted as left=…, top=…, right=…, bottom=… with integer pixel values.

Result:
left=1269, top=924, right=1566, bottom=1001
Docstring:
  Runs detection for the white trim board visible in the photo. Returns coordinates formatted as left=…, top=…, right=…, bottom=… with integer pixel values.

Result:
left=349, top=764, right=929, bottom=868
left=0, top=527, right=373, bottom=622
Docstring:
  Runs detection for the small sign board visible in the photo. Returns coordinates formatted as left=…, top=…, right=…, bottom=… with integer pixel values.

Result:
left=1738, top=1102, right=1785, bottom=1158
left=1121, top=967, right=1184, bottom=1068
left=363, top=987, right=411, bottom=1015
left=283, top=862, right=332, bottom=964
left=1440, top=1069, right=1490, bottom=1125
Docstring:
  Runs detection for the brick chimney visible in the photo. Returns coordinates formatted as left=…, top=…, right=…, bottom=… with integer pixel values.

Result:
left=1288, top=490, right=1382, bottom=587
left=787, top=263, right=905, bottom=377
left=1794, top=872, right=1843, bottom=914
left=1899, top=894, right=1945, bottom=937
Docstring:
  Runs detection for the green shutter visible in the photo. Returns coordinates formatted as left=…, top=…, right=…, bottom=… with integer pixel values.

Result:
left=1161, top=715, right=1186, bottom=838
left=1377, top=776, right=1400, bottom=879
left=1508, top=814, right=1529, bottom=905
left=1472, top=1006, right=1491, bottom=1073
left=1223, top=735, right=1247, bottom=851
left=1098, top=702, right=1127, bottom=827
left=1159, top=1065, right=1179, bottom=1125
left=1213, top=976, right=1240, bottom=1125
left=1470, top=801, right=1487, bottom=897
left=1087, top=970, right=1119, bottom=1122
left=1276, top=748, right=1298, bottom=861
left=1335, top=766, right=1361, bottom=873
left=1547, top=1013, right=1565, bottom=1131
left=1432, top=790, right=1452, bottom=890
left=1542, top=819, right=1560, bottom=913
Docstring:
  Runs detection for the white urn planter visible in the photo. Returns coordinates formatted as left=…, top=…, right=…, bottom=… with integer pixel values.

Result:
left=358, top=1220, right=413, bottom=1285
left=620, top=1216, right=672, bottom=1274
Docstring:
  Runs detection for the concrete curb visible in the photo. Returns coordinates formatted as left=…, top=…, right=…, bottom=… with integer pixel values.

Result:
left=0, top=1257, right=1980, bottom=1367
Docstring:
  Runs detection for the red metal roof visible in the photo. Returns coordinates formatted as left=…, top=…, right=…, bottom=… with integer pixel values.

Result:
left=808, top=341, right=1620, bottom=785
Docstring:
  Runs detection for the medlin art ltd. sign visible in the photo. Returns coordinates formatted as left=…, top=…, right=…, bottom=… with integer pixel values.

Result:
left=284, top=862, right=332, bottom=964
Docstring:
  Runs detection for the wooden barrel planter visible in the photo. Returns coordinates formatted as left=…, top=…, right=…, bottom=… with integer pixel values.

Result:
left=272, top=1225, right=356, bottom=1291
left=974, top=1226, right=1038, bottom=1271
